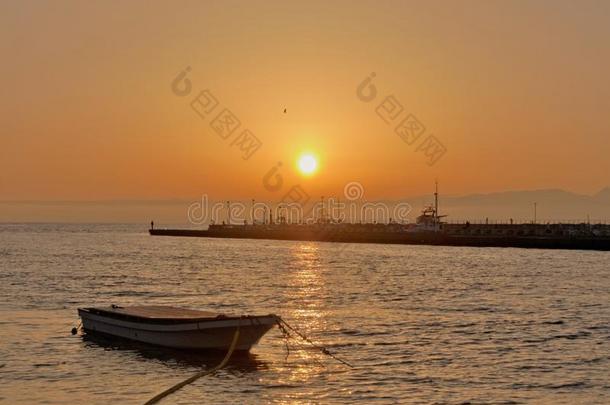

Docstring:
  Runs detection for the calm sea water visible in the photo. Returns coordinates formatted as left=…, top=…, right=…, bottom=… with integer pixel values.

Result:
left=0, top=223, right=609, bottom=404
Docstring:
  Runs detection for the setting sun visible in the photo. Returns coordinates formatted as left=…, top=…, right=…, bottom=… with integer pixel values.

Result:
left=297, top=153, right=318, bottom=176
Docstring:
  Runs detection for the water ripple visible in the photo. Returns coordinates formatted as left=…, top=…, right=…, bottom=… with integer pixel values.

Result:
left=0, top=224, right=609, bottom=404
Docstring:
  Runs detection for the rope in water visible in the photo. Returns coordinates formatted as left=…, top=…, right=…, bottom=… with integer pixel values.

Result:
left=143, top=325, right=241, bottom=405
left=142, top=316, right=352, bottom=404
left=276, top=318, right=354, bottom=368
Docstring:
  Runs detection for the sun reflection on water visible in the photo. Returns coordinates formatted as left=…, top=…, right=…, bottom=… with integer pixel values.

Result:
left=277, top=242, right=333, bottom=385
left=287, top=243, right=329, bottom=325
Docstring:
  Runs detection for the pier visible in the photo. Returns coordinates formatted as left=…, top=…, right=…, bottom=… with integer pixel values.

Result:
left=150, top=222, right=610, bottom=251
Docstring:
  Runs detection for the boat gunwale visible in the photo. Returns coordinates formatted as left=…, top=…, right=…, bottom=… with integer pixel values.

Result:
left=79, top=307, right=278, bottom=327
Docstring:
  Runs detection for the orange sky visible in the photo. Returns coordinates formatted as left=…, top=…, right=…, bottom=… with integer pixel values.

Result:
left=1, top=0, right=609, bottom=203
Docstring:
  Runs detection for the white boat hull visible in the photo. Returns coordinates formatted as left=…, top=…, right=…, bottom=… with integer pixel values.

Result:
left=78, top=308, right=277, bottom=351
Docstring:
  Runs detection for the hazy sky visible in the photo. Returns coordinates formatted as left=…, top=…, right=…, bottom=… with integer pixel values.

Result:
left=2, top=0, right=609, bottom=202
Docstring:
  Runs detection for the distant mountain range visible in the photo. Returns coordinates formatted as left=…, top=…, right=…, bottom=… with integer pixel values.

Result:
left=595, top=187, right=610, bottom=202
left=1, top=187, right=609, bottom=223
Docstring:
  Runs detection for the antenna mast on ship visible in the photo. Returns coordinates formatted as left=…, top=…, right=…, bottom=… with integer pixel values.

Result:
left=434, top=180, right=439, bottom=224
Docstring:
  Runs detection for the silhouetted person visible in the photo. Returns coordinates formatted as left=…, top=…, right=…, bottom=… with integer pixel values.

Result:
left=151, top=220, right=154, bottom=230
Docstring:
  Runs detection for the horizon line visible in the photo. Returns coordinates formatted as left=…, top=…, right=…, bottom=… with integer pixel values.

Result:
left=1, top=185, right=609, bottom=205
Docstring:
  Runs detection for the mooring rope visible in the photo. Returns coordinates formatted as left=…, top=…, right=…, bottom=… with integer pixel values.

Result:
left=140, top=315, right=351, bottom=404
left=276, top=319, right=326, bottom=368
left=143, top=325, right=241, bottom=405
left=276, top=318, right=354, bottom=368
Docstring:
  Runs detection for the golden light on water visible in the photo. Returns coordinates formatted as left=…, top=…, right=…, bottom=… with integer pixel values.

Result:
left=297, top=153, right=318, bottom=176
left=280, top=243, right=329, bottom=384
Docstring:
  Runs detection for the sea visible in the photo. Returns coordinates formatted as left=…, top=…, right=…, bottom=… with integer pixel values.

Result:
left=1, top=223, right=609, bottom=404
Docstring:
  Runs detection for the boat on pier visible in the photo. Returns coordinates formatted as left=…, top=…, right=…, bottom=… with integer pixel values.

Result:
left=149, top=184, right=610, bottom=251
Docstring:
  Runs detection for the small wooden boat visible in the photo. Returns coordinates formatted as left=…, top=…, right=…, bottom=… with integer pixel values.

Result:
left=78, top=305, right=278, bottom=351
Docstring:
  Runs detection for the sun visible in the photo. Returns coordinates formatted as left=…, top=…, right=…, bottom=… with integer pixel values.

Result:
left=297, top=153, right=318, bottom=176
